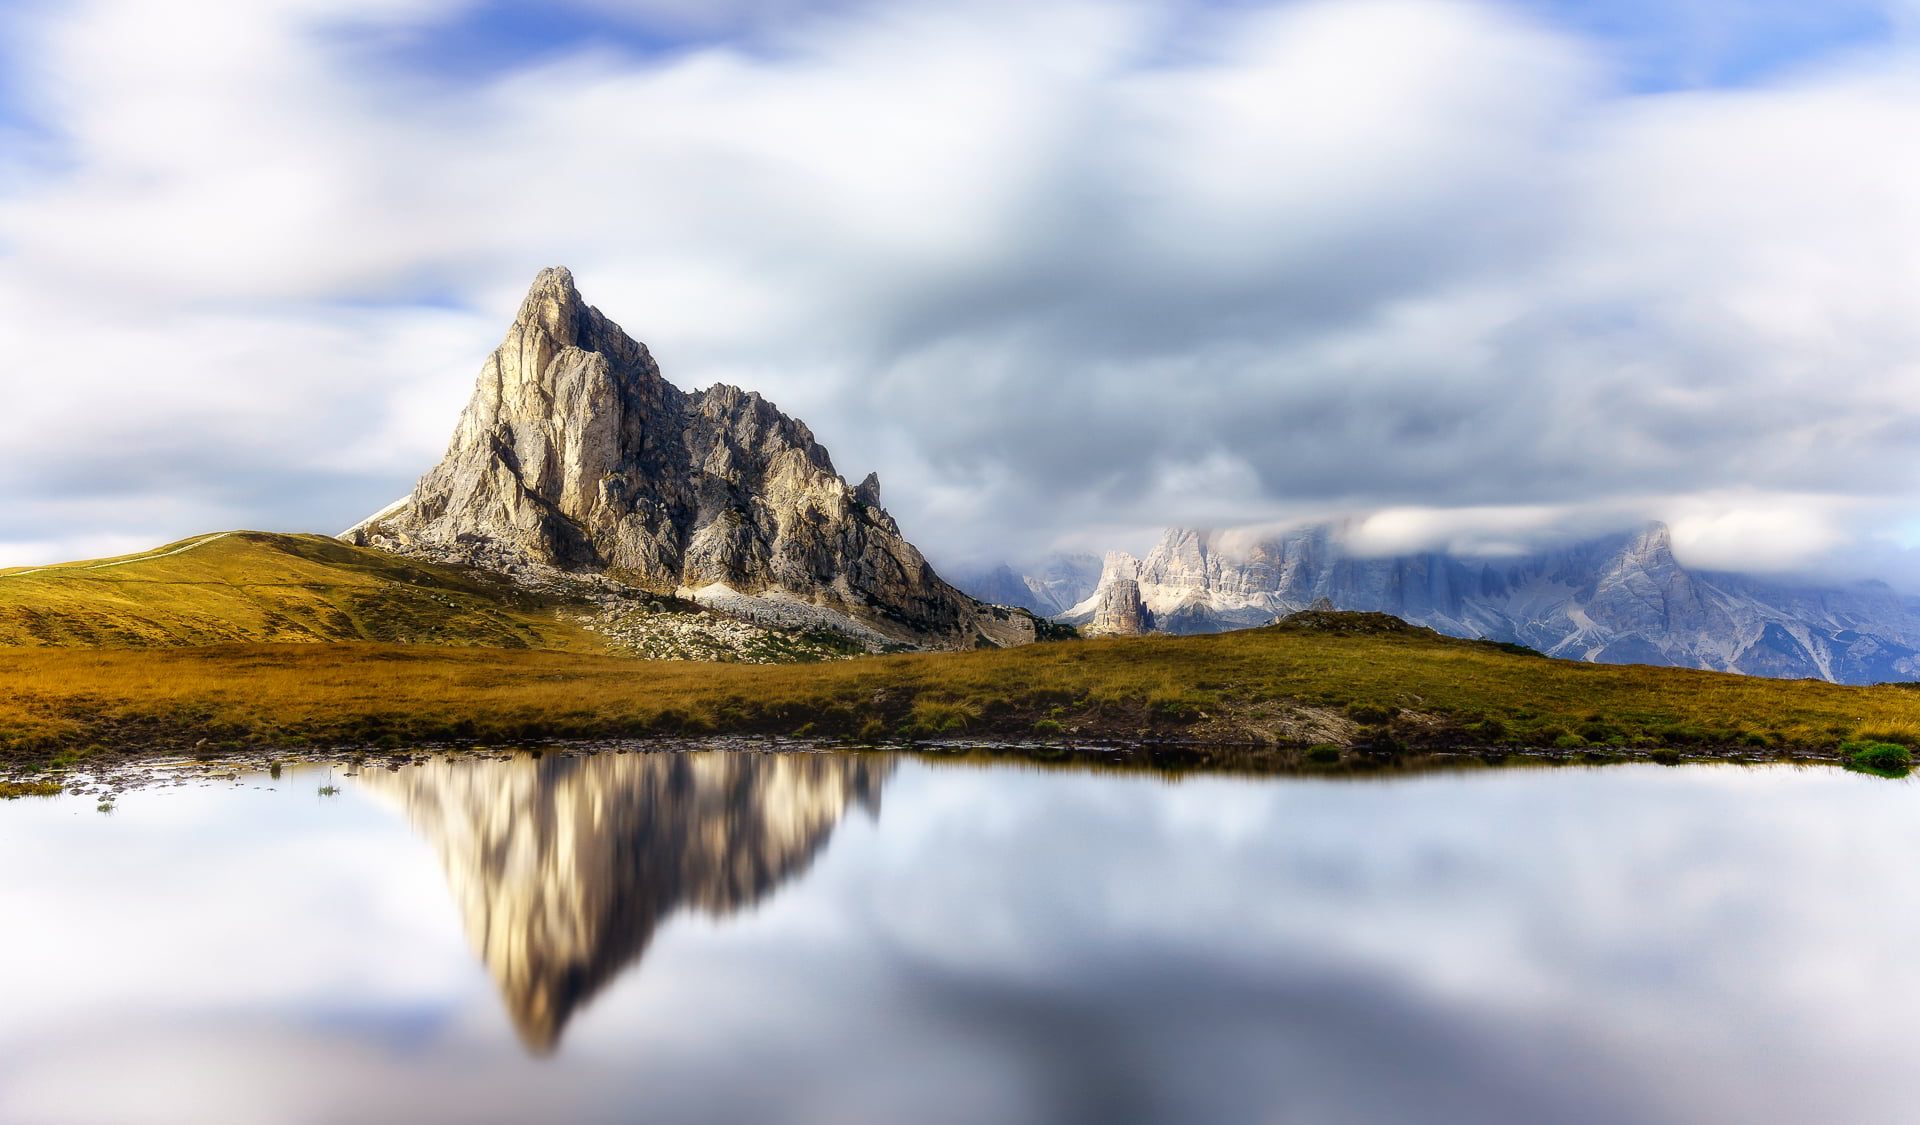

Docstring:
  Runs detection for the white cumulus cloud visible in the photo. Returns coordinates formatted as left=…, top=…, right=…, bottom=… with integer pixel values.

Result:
left=0, top=0, right=1917, bottom=587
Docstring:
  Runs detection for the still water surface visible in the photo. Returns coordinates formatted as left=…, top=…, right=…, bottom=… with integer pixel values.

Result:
left=1, top=751, right=1917, bottom=1124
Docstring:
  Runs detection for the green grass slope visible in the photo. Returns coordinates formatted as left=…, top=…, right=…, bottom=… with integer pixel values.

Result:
left=0, top=532, right=599, bottom=649
left=2, top=612, right=1917, bottom=768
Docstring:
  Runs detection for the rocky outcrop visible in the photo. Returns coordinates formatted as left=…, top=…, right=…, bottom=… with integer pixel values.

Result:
left=1058, top=523, right=1920, bottom=684
left=349, top=267, right=1027, bottom=649
left=1082, top=549, right=1152, bottom=633
left=1086, top=568, right=1152, bottom=637
left=357, top=750, right=893, bottom=1054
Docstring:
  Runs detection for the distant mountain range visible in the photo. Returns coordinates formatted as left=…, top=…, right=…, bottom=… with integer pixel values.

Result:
left=946, top=554, right=1103, bottom=617
left=953, top=524, right=1920, bottom=685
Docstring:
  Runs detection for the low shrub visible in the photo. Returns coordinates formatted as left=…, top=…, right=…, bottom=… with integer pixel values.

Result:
left=1346, top=703, right=1398, bottom=725
left=1149, top=695, right=1199, bottom=722
left=1468, top=717, right=1509, bottom=742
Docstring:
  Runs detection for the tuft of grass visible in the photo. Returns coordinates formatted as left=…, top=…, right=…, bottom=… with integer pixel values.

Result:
left=904, top=699, right=981, bottom=738
left=1345, top=703, right=1399, bottom=725
left=1148, top=692, right=1201, bottom=722
left=1852, top=725, right=1920, bottom=748
left=1577, top=723, right=1619, bottom=745
left=1467, top=717, right=1509, bottom=742
left=1841, top=740, right=1913, bottom=778
left=0, top=779, right=65, bottom=799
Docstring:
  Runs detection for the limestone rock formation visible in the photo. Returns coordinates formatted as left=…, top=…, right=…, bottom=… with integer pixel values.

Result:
left=1086, top=567, right=1152, bottom=636
left=349, top=267, right=1027, bottom=648
left=1056, top=522, right=1920, bottom=684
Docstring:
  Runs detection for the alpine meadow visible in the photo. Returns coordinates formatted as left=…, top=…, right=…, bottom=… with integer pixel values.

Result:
left=6, top=2, right=1920, bottom=1123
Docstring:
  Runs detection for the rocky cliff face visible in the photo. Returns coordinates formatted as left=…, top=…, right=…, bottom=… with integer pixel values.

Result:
left=349, top=267, right=1025, bottom=648
left=1085, top=571, right=1152, bottom=636
left=357, top=750, right=892, bottom=1054
left=1057, top=523, right=1920, bottom=684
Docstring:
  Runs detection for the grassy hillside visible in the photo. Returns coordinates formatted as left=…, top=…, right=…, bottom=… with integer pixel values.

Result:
left=0, top=532, right=600, bottom=649
left=3, top=611, right=1917, bottom=769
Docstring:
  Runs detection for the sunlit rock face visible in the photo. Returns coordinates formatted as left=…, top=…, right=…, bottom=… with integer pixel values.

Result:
left=1084, top=565, right=1152, bottom=637
left=358, top=750, right=893, bottom=1053
left=1059, top=523, right=1920, bottom=684
left=346, top=267, right=1014, bottom=648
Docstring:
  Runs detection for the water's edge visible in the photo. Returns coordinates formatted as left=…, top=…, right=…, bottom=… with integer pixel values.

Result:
left=0, top=735, right=1872, bottom=806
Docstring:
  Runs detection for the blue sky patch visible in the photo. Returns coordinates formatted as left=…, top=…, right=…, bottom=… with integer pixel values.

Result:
left=1517, top=0, right=1899, bottom=90
left=332, top=1, right=735, bottom=86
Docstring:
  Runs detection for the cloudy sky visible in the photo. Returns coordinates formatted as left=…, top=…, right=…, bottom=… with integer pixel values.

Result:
left=3, top=0, right=1919, bottom=581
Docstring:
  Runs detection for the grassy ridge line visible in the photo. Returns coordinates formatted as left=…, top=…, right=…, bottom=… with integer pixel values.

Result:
left=3, top=618, right=1917, bottom=767
left=0, top=531, right=233, bottom=578
left=0, top=532, right=601, bottom=650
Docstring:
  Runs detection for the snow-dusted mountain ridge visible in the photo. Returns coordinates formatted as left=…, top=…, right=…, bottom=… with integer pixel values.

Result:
left=965, top=523, right=1920, bottom=685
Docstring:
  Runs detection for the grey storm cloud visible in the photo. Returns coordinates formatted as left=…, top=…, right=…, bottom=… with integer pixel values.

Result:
left=2, top=0, right=1919, bottom=580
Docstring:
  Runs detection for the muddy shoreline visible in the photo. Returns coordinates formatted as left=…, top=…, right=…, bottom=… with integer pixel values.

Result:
left=0, top=734, right=1868, bottom=802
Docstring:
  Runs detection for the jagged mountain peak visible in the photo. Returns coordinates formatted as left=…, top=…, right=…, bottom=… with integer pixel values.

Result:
left=1622, top=520, right=1675, bottom=557
left=348, top=267, right=1032, bottom=649
left=517, top=265, right=579, bottom=323
left=1047, top=520, right=1920, bottom=684
left=508, top=265, right=654, bottom=372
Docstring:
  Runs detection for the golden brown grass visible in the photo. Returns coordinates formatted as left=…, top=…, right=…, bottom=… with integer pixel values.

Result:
left=0, top=531, right=599, bottom=649
left=3, top=616, right=1917, bottom=767
left=0, top=779, right=65, bottom=798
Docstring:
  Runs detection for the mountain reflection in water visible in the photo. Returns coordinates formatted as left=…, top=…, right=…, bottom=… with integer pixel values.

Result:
left=12, top=760, right=1920, bottom=1123
left=358, top=750, right=892, bottom=1053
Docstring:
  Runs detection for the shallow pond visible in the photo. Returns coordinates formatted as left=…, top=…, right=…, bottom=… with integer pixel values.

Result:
left=1, top=751, right=1916, bottom=1124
